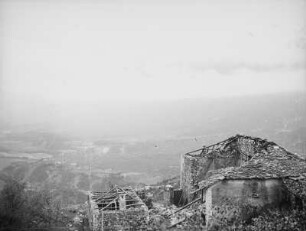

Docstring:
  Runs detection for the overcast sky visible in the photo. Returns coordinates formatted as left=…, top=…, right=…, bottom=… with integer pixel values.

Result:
left=1, top=0, right=306, bottom=104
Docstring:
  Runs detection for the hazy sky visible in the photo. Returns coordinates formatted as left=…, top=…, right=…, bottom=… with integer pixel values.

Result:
left=1, top=0, right=306, bottom=103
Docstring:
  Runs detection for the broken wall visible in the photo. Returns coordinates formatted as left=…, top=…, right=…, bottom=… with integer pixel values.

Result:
left=237, top=137, right=256, bottom=158
left=101, top=208, right=148, bottom=231
left=180, top=149, right=241, bottom=203
left=180, top=154, right=213, bottom=203
left=88, top=194, right=101, bottom=231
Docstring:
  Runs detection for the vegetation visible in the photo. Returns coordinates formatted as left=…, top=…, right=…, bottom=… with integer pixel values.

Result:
left=203, top=202, right=306, bottom=231
left=0, top=178, right=69, bottom=230
left=244, top=208, right=306, bottom=231
left=165, top=195, right=306, bottom=231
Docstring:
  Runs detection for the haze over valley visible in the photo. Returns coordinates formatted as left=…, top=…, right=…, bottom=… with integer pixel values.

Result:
left=0, top=92, right=305, bottom=206
left=0, top=0, right=305, bottom=219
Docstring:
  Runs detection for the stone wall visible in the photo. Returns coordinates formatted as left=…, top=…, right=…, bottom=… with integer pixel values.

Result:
left=237, top=137, right=256, bottom=158
left=103, top=208, right=148, bottom=231
left=180, top=154, right=212, bottom=203
left=205, top=179, right=286, bottom=226
left=93, top=208, right=148, bottom=231
left=180, top=151, right=241, bottom=203
left=88, top=194, right=100, bottom=231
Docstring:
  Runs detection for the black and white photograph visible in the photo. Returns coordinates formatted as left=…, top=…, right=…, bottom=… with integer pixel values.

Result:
left=0, top=0, right=305, bottom=230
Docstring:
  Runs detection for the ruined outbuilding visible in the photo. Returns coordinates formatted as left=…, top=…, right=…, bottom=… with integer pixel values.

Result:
left=179, top=134, right=306, bottom=226
left=88, top=186, right=148, bottom=231
left=180, top=135, right=262, bottom=203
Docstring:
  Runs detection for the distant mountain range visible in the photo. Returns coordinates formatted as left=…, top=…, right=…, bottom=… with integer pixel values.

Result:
left=2, top=92, right=306, bottom=142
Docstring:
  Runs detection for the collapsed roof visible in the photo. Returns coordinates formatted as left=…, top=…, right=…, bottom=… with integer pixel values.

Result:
left=90, top=186, right=147, bottom=211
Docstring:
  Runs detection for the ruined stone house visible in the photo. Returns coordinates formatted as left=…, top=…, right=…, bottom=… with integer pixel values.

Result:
left=179, top=134, right=306, bottom=224
left=88, top=186, right=148, bottom=231
left=180, top=135, right=260, bottom=203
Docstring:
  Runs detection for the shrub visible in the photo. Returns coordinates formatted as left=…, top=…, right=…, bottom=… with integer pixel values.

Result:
left=0, top=178, right=69, bottom=230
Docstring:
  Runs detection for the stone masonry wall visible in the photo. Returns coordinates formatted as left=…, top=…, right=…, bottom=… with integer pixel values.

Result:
left=180, top=151, right=241, bottom=204
left=88, top=195, right=100, bottom=231
left=180, top=155, right=212, bottom=203
left=101, top=208, right=148, bottom=231
left=237, top=137, right=256, bottom=158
